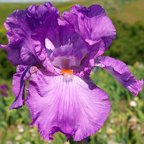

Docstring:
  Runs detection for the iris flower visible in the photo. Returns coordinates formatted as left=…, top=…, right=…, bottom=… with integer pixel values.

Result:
left=0, top=84, right=9, bottom=97
left=0, top=2, right=143, bottom=142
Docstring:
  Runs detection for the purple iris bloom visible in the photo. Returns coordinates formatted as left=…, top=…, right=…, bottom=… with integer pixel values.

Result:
left=0, top=84, right=9, bottom=97
left=0, top=2, right=143, bottom=142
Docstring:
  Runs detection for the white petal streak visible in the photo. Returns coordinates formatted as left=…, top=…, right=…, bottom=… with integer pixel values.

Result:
left=45, top=38, right=55, bottom=51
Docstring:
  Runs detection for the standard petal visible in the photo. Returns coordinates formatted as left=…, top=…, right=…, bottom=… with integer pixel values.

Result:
left=41, top=25, right=88, bottom=70
left=63, top=4, right=116, bottom=49
left=4, top=9, right=37, bottom=65
left=10, top=65, right=31, bottom=109
left=26, top=2, right=59, bottom=30
left=95, top=56, right=143, bottom=96
left=2, top=2, right=59, bottom=65
left=26, top=70, right=110, bottom=141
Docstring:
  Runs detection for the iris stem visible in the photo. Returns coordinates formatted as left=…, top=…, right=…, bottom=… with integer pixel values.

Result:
left=69, top=138, right=77, bottom=144
left=69, top=137, right=90, bottom=144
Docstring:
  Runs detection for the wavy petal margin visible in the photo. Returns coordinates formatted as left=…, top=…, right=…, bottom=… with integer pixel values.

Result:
left=26, top=70, right=111, bottom=141
left=63, top=4, right=116, bottom=49
left=10, top=65, right=31, bottom=109
left=95, top=56, right=143, bottom=96
left=1, top=2, right=59, bottom=65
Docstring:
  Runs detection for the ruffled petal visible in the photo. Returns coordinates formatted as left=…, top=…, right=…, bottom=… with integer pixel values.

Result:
left=2, top=2, right=59, bottom=65
left=95, top=56, right=143, bottom=96
left=26, top=2, right=59, bottom=30
left=63, top=4, right=116, bottom=50
left=4, top=9, right=36, bottom=65
left=26, top=70, right=110, bottom=141
left=10, top=65, right=31, bottom=109
left=34, top=40, right=57, bottom=74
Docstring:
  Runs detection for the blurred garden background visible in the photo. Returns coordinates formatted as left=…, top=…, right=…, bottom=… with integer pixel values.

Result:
left=0, top=0, right=144, bottom=144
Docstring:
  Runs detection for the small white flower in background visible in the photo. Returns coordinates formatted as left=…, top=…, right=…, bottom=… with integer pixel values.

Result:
left=17, top=125, right=24, bottom=133
left=15, top=134, right=22, bottom=141
left=129, top=100, right=137, bottom=107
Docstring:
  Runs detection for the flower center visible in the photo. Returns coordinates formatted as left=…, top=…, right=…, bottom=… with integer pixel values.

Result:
left=61, top=69, right=74, bottom=82
left=61, top=69, right=73, bottom=75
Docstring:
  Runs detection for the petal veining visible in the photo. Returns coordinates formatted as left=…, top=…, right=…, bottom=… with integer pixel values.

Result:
left=26, top=70, right=110, bottom=141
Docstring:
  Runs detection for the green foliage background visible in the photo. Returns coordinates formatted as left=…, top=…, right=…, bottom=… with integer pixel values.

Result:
left=0, top=0, right=144, bottom=144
